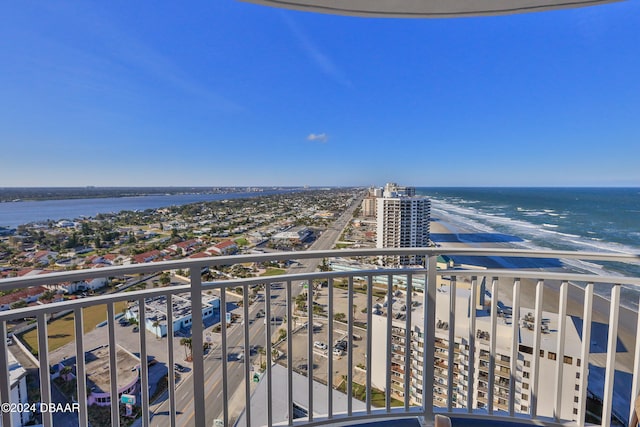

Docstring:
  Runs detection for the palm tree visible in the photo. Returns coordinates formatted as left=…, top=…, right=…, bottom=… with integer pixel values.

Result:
left=152, top=321, right=161, bottom=339
left=180, top=337, right=193, bottom=361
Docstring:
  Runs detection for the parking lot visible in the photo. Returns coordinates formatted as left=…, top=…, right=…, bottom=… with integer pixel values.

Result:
left=275, top=317, right=367, bottom=388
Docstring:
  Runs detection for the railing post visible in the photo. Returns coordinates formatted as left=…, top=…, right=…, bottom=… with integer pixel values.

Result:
left=286, top=280, right=294, bottom=425
left=467, top=276, right=477, bottom=412
left=190, top=266, right=206, bottom=427
left=578, top=283, right=594, bottom=427
left=107, top=303, right=120, bottom=427
left=37, top=313, right=53, bottom=427
left=631, top=294, right=640, bottom=426
left=488, top=277, right=498, bottom=415
left=365, top=275, right=373, bottom=414
left=602, top=284, right=621, bottom=427
left=0, top=320, right=12, bottom=427
left=423, top=254, right=437, bottom=419
left=554, top=281, right=569, bottom=421
left=447, top=276, right=456, bottom=412
left=74, top=308, right=88, bottom=427
left=166, top=294, right=177, bottom=427
left=220, top=284, right=229, bottom=427
left=530, top=279, right=544, bottom=418
left=508, top=278, right=520, bottom=417
left=386, top=274, right=393, bottom=412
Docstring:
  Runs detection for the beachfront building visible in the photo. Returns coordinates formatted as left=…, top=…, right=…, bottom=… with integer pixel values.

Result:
left=125, top=292, right=220, bottom=338
left=360, top=196, right=377, bottom=217
left=383, top=182, right=416, bottom=197
left=371, top=286, right=583, bottom=421
left=376, top=184, right=430, bottom=266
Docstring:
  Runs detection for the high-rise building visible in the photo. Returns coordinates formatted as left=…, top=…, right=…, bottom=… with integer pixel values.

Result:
left=361, top=197, right=377, bottom=217
left=376, top=184, right=430, bottom=265
left=371, top=287, right=584, bottom=421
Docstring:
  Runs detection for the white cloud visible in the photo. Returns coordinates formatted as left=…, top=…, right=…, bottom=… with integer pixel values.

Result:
left=307, top=133, right=328, bottom=143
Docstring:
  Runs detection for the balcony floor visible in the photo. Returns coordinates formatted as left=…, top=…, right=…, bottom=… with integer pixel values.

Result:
left=350, top=417, right=532, bottom=427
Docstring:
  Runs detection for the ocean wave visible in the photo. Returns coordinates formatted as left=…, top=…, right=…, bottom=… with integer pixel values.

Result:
left=542, top=223, right=558, bottom=228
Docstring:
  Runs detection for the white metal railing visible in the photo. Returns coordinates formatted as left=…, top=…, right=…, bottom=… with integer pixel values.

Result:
left=0, top=248, right=639, bottom=427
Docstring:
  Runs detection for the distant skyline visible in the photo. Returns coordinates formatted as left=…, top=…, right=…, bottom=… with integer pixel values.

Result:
left=1, top=1, right=639, bottom=187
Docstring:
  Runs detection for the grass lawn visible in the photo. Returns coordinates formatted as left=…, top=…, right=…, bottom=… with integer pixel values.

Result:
left=234, top=237, right=249, bottom=246
left=334, top=282, right=388, bottom=299
left=260, top=268, right=286, bottom=277
left=334, top=243, right=352, bottom=249
left=20, top=301, right=128, bottom=355
left=338, top=380, right=403, bottom=407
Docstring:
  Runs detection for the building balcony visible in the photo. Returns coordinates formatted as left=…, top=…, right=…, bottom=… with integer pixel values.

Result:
left=1, top=247, right=639, bottom=427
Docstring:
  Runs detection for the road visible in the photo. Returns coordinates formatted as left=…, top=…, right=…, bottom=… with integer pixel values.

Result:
left=147, top=192, right=365, bottom=427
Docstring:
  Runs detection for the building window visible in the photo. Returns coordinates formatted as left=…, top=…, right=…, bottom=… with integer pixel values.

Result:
left=521, top=405, right=528, bottom=411
left=575, top=384, right=580, bottom=391
left=524, top=360, right=530, bottom=368
left=574, top=396, right=579, bottom=403
left=540, top=350, right=545, bottom=357
left=573, top=408, right=579, bottom=415
left=576, top=372, right=580, bottom=379
left=548, top=352, right=557, bottom=361
left=577, top=358, right=581, bottom=367
left=519, top=345, right=533, bottom=354
left=564, top=356, right=573, bottom=364
left=523, top=372, right=530, bottom=379
left=522, top=394, right=528, bottom=400
left=523, top=383, right=529, bottom=390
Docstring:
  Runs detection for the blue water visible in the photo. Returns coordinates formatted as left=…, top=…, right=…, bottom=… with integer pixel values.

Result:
left=0, top=190, right=293, bottom=228
left=418, top=187, right=640, bottom=278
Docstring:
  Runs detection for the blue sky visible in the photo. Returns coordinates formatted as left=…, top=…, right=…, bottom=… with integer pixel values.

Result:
left=1, top=0, right=639, bottom=187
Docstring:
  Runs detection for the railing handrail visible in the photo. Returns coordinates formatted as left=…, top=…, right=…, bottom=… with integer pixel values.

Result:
left=0, top=268, right=425, bottom=321
left=3, top=247, right=640, bottom=427
left=1, top=247, right=639, bottom=291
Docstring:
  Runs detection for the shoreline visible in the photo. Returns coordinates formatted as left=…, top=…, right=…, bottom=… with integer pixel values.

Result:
left=430, top=216, right=638, bottom=419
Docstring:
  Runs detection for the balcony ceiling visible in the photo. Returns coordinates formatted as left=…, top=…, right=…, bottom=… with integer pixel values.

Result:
left=240, top=0, right=622, bottom=17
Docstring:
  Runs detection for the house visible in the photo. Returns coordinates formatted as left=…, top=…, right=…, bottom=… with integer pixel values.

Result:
left=208, top=240, right=237, bottom=256
left=132, top=250, right=163, bottom=264
left=52, top=278, right=109, bottom=294
left=0, top=286, right=48, bottom=311
left=32, top=250, right=58, bottom=266
left=169, top=239, right=201, bottom=256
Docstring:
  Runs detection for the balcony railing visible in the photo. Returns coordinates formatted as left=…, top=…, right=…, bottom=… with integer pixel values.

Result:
left=1, top=248, right=640, bottom=427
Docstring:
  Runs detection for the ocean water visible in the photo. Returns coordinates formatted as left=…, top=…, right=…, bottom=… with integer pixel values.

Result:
left=417, top=187, right=640, bottom=287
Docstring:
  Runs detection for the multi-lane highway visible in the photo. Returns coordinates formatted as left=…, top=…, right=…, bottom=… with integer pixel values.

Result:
left=148, top=192, right=365, bottom=427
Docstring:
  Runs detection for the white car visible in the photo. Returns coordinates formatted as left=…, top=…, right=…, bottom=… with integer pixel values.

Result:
left=314, top=341, right=328, bottom=350
left=333, top=348, right=343, bottom=356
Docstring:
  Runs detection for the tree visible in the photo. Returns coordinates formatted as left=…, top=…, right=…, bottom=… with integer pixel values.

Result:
left=159, top=272, right=170, bottom=286
left=180, top=337, right=193, bottom=361
left=152, top=321, right=161, bottom=339
left=334, top=312, right=346, bottom=322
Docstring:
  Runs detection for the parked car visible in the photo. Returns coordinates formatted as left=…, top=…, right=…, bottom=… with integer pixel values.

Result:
left=132, top=326, right=139, bottom=333
left=333, top=348, right=343, bottom=356
left=314, top=341, right=328, bottom=350
left=174, top=363, right=188, bottom=372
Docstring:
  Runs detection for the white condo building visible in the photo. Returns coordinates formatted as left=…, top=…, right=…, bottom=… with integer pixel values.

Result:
left=371, top=286, right=584, bottom=421
left=376, top=184, right=430, bottom=266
